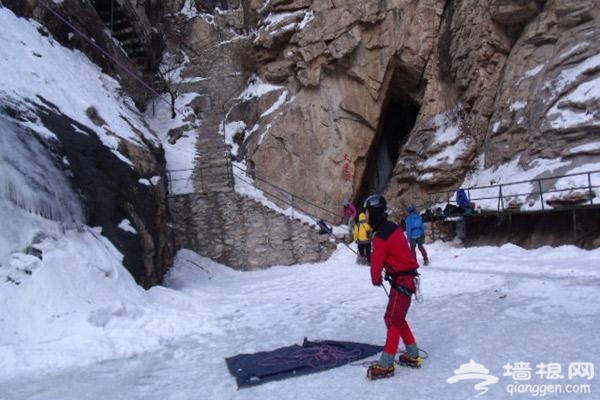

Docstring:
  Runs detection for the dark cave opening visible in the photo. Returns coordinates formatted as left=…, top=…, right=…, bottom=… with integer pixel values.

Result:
left=357, top=66, right=420, bottom=205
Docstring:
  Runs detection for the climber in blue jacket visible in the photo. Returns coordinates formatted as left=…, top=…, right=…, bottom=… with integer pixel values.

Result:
left=405, top=206, right=429, bottom=265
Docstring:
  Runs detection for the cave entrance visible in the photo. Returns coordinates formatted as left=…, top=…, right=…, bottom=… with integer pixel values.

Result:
left=357, top=64, right=421, bottom=204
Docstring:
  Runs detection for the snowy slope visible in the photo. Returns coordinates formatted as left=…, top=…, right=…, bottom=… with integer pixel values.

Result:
left=0, top=8, right=160, bottom=161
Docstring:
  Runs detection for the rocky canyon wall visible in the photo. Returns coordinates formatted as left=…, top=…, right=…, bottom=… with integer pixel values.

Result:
left=198, top=0, right=600, bottom=221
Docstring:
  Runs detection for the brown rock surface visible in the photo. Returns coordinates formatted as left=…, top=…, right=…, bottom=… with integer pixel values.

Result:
left=209, top=0, right=600, bottom=219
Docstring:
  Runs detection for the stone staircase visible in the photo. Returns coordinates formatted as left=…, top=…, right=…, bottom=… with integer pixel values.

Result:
left=92, top=0, right=147, bottom=64
left=167, top=126, right=337, bottom=269
left=193, top=127, right=234, bottom=193
left=90, top=0, right=165, bottom=91
left=155, top=9, right=336, bottom=268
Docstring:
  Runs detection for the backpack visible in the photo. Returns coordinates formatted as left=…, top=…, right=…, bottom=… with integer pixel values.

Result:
left=444, top=203, right=462, bottom=216
left=421, top=209, right=434, bottom=222
left=456, top=189, right=470, bottom=208
left=317, top=219, right=332, bottom=235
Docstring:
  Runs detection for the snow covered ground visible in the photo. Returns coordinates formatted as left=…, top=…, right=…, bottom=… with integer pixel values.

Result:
left=1, top=241, right=599, bottom=400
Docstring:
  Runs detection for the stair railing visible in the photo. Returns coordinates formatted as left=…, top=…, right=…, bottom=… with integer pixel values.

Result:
left=229, top=163, right=343, bottom=225
left=166, top=161, right=344, bottom=226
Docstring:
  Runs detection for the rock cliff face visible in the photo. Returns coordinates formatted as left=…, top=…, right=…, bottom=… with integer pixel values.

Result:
left=3, top=0, right=174, bottom=287
left=487, top=1, right=599, bottom=169
left=189, top=0, right=600, bottom=219
left=241, top=0, right=448, bottom=218
left=35, top=104, right=174, bottom=289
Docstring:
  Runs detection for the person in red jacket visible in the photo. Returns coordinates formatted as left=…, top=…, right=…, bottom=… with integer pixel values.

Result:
left=363, top=194, right=422, bottom=380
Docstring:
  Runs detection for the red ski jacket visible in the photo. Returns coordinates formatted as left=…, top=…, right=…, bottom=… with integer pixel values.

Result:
left=370, top=220, right=419, bottom=291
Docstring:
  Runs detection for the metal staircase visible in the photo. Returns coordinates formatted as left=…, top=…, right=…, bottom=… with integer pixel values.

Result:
left=91, top=0, right=149, bottom=66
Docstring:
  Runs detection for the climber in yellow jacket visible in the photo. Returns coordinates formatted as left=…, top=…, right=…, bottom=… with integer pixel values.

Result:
left=353, top=211, right=373, bottom=263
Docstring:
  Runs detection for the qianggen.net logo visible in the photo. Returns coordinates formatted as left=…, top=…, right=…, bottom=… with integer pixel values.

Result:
left=446, top=359, right=594, bottom=397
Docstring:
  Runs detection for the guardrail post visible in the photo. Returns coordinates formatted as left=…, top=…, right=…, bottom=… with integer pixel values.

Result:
left=428, top=192, right=436, bottom=241
left=200, top=167, right=204, bottom=193
left=224, top=154, right=231, bottom=188
left=167, top=170, right=172, bottom=194
left=572, top=209, right=577, bottom=241
left=538, top=179, right=544, bottom=211
left=498, top=186, right=504, bottom=212
left=588, top=172, right=593, bottom=205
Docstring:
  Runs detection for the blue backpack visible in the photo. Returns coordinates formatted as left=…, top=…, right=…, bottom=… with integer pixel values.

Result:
left=456, top=189, right=470, bottom=208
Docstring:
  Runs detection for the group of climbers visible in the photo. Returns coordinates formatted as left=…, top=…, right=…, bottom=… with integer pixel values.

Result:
left=339, top=195, right=431, bottom=380
left=339, top=190, right=474, bottom=380
left=342, top=198, right=429, bottom=267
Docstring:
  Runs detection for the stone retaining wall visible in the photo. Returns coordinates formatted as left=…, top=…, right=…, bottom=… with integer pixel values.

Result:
left=168, top=192, right=336, bottom=270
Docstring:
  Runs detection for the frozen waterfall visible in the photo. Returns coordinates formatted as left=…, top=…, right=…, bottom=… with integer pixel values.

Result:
left=0, top=105, right=84, bottom=263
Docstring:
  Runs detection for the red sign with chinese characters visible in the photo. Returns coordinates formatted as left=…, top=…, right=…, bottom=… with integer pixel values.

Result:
left=342, top=153, right=352, bottom=182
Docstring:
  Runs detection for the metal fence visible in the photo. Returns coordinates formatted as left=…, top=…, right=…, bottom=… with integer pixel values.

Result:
left=230, top=163, right=343, bottom=225
left=166, top=162, right=343, bottom=225
left=167, top=159, right=600, bottom=234
left=166, top=163, right=233, bottom=195
left=427, top=169, right=600, bottom=213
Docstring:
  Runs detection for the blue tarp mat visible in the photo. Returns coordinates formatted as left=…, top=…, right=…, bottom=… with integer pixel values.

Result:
left=225, top=337, right=383, bottom=388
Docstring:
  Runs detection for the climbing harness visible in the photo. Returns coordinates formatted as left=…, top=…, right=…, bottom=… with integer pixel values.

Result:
left=383, top=268, right=423, bottom=303
left=384, top=269, right=418, bottom=296
left=384, top=273, right=414, bottom=298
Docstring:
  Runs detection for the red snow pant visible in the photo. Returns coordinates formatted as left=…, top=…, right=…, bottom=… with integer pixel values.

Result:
left=383, top=281, right=416, bottom=355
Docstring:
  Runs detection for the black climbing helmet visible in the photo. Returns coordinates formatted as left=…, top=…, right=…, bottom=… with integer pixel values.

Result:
left=363, top=194, right=387, bottom=211
left=363, top=194, right=388, bottom=229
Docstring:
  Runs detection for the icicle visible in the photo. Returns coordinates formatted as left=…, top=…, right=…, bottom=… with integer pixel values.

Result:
left=0, top=113, right=84, bottom=225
